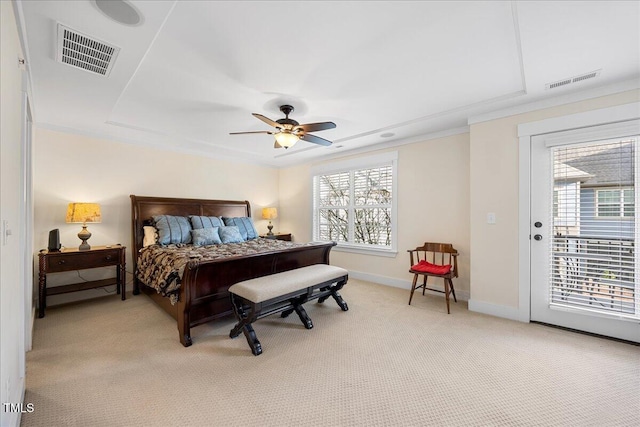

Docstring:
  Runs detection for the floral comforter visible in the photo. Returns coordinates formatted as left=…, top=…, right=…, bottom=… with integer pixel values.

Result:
left=136, top=238, right=312, bottom=304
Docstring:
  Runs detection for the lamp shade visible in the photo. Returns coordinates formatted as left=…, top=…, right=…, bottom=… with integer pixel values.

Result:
left=262, top=207, right=278, bottom=220
left=66, top=203, right=102, bottom=224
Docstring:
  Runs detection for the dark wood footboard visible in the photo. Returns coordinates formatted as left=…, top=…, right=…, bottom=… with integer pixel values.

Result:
left=176, top=242, right=335, bottom=346
left=130, top=195, right=336, bottom=347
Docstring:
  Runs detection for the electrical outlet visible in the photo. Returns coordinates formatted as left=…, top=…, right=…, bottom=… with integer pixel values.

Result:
left=487, top=213, right=496, bottom=224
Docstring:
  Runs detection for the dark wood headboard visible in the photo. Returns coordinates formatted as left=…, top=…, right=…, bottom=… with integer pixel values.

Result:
left=130, top=195, right=251, bottom=271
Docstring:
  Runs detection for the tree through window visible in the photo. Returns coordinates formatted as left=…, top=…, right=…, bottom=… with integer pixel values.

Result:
left=313, top=154, right=396, bottom=252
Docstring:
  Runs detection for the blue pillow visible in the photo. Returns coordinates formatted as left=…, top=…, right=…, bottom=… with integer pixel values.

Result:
left=218, top=226, right=244, bottom=244
left=189, top=215, right=224, bottom=229
left=152, top=215, right=192, bottom=245
left=222, top=217, right=258, bottom=240
left=191, top=227, right=222, bottom=246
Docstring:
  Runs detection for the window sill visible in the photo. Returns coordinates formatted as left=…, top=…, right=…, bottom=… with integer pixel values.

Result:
left=332, top=243, right=398, bottom=258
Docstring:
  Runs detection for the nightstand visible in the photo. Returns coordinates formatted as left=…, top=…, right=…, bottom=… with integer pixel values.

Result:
left=260, top=233, right=292, bottom=241
left=38, top=245, right=126, bottom=318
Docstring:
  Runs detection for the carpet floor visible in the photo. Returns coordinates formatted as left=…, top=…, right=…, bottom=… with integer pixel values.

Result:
left=22, top=279, right=639, bottom=426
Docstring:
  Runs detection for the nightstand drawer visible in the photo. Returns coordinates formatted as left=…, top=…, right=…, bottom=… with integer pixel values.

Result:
left=46, top=249, right=120, bottom=272
left=38, top=245, right=127, bottom=317
left=259, top=233, right=292, bottom=241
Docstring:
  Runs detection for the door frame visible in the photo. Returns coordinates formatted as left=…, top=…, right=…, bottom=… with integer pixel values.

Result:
left=517, top=102, right=640, bottom=323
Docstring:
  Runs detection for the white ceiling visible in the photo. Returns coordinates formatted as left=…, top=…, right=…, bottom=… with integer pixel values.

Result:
left=17, top=1, right=640, bottom=167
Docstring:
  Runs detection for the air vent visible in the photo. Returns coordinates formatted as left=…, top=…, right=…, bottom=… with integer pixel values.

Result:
left=546, top=70, right=601, bottom=90
left=56, top=24, right=119, bottom=77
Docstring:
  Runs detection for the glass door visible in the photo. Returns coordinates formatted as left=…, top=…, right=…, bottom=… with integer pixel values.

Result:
left=530, top=122, right=639, bottom=342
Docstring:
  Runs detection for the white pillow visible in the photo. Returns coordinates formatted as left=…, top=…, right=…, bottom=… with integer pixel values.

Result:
left=143, top=226, right=158, bottom=247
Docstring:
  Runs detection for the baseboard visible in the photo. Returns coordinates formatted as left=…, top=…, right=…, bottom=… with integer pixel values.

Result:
left=348, top=270, right=470, bottom=301
left=27, top=306, right=35, bottom=351
left=1, top=376, right=26, bottom=427
left=468, top=299, right=528, bottom=322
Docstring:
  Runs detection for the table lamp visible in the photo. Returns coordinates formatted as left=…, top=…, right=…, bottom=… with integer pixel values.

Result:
left=66, top=202, right=101, bottom=251
left=261, top=207, right=278, bottom=236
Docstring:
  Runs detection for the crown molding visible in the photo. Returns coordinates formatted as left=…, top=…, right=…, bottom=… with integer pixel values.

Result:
left=468, top=78, right=640, bottom=125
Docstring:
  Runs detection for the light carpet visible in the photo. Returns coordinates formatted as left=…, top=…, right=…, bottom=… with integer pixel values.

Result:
left=22, top=279, right=639, bottom=426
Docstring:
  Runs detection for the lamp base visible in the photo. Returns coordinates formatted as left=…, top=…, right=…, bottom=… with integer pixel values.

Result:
left=266, top=222, right=274, bottom=236
left=78, top=225, right=92, bottom=251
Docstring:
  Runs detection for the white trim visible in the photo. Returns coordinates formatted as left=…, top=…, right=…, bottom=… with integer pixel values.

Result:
left=311, top=151, right=398, bottom=253
left=517, top=102, right=640, bottom=326
left=518, top=133, right=532, bottom=323
left=542, top=121, right=640, bottom=148
left=349, top=269, right=470, bottom=301
left=4, top=376, right=27, bottom=427
left=517, top=102, right=640, bottom=137
left=510, top=1, right=527, bottom=95
left=469, top=79, right=640, bottom=126
left=635, top=133, right=640, bottom=318
left=35, top=122, right=279, bottom=169
left=468, top=299, right=523, bottom=322
left=13, top=1, right=36, bottom=122
left=310, top=151, right=398, bottom=175
left=595, top=187, right=634, bottom=218
left=315, top=90, right=522, bottom=146
left=274, top=126, right=471, bottom=162
left=333, top=244, right=397, bottom=258
left=21, top=83, right=33, bottom=352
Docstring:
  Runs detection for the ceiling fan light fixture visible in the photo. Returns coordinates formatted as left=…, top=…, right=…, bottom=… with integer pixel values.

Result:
left=274, top=130, right=299, bottom=149
left=232, top=105, right=334, bottom=148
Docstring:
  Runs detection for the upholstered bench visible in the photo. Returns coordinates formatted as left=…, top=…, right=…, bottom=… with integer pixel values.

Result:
left=228, top=264, right=349, bottom=355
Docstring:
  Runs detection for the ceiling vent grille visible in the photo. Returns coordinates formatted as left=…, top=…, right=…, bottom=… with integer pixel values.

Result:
left=56, top=24, right=119, bottom=77
left=546, top=69, right=601, bottom=90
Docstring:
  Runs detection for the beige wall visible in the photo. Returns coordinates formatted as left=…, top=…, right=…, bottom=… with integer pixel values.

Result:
left=280, top=133, right=471, bottom=297
left=34, top=128, right=280, bottom=303
left=1, top=1, right=27, bottom=425
left=469, top=89, right=640, bottom=312
left=278, top=164, right=313, bottom=241
left=280, top=89, right=640, bottom=314
left=30, top=86, right=640, bottom=316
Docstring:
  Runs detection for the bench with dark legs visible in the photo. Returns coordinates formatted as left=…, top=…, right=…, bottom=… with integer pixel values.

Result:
left=228, top=264, right=349, bottom=355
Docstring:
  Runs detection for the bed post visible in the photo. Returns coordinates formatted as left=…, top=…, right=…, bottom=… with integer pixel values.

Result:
left=177, top=262, right=196, bottom=347
left=130, top=195, right=141, bottom=295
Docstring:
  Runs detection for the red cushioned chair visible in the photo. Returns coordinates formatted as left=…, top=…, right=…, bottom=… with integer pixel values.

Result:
left=408, top=242, right=459, bottom=313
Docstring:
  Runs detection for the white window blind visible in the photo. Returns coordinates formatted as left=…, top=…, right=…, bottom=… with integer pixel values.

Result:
left=312, top=152, right=397, bottom=254
left=551, top=137, right=638, bottom=319
left=317, top=171, right=350, bottom=243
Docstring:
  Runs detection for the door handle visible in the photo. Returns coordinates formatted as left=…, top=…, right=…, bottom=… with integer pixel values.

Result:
left=534, top=234, right=542, bottom=241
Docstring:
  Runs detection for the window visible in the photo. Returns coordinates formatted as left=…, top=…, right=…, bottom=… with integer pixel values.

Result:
left=312, top=152, right=397, bottom=256
left=551, top=137, right=637, bottom=320
left=596, top=188, right=634, bottom=218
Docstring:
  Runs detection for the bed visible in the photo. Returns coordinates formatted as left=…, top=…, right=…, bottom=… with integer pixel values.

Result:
left=130, top=195, right=336, bottom=347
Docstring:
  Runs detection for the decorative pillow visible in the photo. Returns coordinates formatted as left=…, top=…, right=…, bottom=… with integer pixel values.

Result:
left=142, top=226, right=158, bottom=247
left=191, top=227, right=222, bottom=246
left=411, top=260, right=451, bottom=275
left=189, top=215, right=224, bottom=229
left=222, top=217, right=258, bottom=240
left=152, top=215, right=192, bottom=245
left=218, top=226, right=244, bottom=244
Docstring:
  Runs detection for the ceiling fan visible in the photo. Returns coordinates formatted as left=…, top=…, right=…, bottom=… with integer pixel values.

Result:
left=230, top=105, right=336, bottom=149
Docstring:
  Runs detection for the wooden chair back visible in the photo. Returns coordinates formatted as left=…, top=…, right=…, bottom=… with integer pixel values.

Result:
left=408, top=242, right=459, bottom=278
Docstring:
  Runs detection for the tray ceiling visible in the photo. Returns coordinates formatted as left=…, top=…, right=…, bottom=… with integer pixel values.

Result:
left=17, top=1, right=640, bottom=167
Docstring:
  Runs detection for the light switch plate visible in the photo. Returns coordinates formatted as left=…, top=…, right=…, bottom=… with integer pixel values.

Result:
left=2, top=220, right=9, bottom=245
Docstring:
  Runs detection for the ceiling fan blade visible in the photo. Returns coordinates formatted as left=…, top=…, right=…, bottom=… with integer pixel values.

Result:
left=301, top=133, right=332, bottom=146
left=295, top=121, right=336, bottom=133
left=252, top=113, right=282, bottom=129
left=229, top=130, right=274, bottom=135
